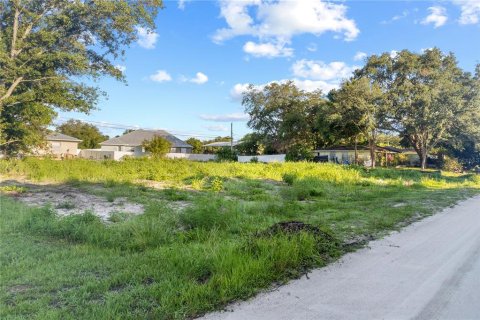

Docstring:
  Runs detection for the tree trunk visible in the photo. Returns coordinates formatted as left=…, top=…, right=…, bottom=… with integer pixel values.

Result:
left=369, top=138, right=376, bottom=168
left=420, top=150, right=427, bottom=170
left=354, top=136, right=358, bottom=165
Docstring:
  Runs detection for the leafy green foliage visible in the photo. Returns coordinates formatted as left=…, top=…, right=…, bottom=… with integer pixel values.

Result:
left=0, top=0, right=163, bottom=153
left=142, top=136, right=172, bottom=158
left=236, top=132, right=264, bottom=155
left=328, top=77, right=384, bottom=167
left=356, top=48, right=480, bottom=169
left=441, top=157, right=463, bottom=172
left=285, top=144, right=314, bottom=162
left=242, top=81, right=327, bottom=153
left=57, top=120, right=108, bottom=149
left=215, top=147, right=238, bottom=162
left=186, top=137, right=203, bottom=154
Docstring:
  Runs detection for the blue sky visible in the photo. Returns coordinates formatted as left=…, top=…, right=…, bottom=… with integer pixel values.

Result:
left=59, top=0, right=480, bottom=140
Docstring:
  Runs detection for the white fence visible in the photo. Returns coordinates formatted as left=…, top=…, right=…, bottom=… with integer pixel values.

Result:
left=79, top=149, right=134, bottom=161
left=238, top=154, right=286, bottom=163
left=166, top=153, right=216, bottom=161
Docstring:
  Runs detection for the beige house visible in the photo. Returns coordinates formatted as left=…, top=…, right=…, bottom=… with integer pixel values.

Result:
left=38, top=133, right=82, bottom=158
left=100, top=129, right=193, bottom=156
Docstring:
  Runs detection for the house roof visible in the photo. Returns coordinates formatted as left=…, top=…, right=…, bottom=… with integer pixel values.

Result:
left=100, top=129, right=192, bottom=148
left=46, top=132, right=82, bottom=142
left=203, top=141, right=240, bottom=147
left=381, top=146, right=417, bottom=154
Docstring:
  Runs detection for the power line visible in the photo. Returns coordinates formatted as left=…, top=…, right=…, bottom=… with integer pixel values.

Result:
left=54, top=117, right=242, bottom=139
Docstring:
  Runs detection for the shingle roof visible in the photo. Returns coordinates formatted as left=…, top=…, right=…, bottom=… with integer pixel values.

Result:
left=100, top=130, right=192, bottom=148
left=203, top=141, right=239, bottom=147
left=46, top=132, right=82, bottom=142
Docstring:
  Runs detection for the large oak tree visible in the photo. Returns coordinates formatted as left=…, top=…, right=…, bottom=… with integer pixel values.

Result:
left=356, top=48, right=480, bottom=169
left=0, top=0, right=163, bottom=154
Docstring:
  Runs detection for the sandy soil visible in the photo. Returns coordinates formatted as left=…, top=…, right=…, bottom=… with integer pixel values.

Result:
left=0, top=179, right=144, bottom=220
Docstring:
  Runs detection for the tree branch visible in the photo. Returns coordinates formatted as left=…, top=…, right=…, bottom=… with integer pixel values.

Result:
left=0, top=77, right=23, bottom=102
left=10, top=4, right=20, bottom=58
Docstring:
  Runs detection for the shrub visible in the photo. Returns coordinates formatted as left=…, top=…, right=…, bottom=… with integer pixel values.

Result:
left=142, top=136, right=172, bottom=158
left=250, top=156, right=259, bottom=163
left=216, top=147, right=238, bottom=162
left=210, top=177, right=224, bottom=192
left=442, top=157, right=463, bottom=172
left=285, top=144, right=313, bottom=162
left=282, top=173, right=297, bottom=185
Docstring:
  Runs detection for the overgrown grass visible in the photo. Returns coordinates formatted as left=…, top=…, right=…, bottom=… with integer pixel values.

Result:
left=1, top=158, right=479, bottom=319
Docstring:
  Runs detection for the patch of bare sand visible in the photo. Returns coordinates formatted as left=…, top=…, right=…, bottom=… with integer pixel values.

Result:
left=0, top=180, right=143, bottom=220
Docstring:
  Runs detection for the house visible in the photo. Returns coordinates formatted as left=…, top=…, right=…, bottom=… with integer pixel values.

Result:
left=381, top=146, right=420, bottom=166
left=312, top=145, right=401, bottom=166
left=100, top=129, right=192, bottom=156
left=40, top=132, right=82, bottom=158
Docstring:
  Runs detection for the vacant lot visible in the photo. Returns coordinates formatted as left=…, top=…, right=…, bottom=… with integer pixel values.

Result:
left=1, top=158, right=479, bottom=319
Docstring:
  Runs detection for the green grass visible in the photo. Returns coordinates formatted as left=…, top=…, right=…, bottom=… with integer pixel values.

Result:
left=1, top=158, right=479, bottom=319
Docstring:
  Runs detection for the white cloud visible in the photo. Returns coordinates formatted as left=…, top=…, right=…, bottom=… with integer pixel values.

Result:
left=178, top=0, right=190, bottom=10
left=136, top=27, right=159, bottom=49
left=454, top=0, right=480, bottom=24
left=292, top=79, right=339, bottom=93
left=353, top=51, right=367, bottom=61
left=390, top=50, right=399, bottom=58
left=382, top=10, right=409, bottom=24
left=307, top=43, right=317, bottom=52
left=115, top=65, right=127, bottom=73
left=230, top=83, right=254, bottom=101
left=230, top=79, right=338, bottom=101
left=292, top=59, right=359, bottom=81
left=204, top=125, right=229, bottom=132
left=200, top=113, right=249, bottom=122
left=243, top=41, right=293, bottom=58
left=149, top=70, right=172, bottom=83
left=422, top=6, right=448, bottom=28
left=214, top=0, right=359, bottom=57
left=190, top=72, right=209, bottom=84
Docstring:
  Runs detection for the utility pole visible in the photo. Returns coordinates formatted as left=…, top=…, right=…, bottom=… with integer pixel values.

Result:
left=230, top=122, right=233, bottom=151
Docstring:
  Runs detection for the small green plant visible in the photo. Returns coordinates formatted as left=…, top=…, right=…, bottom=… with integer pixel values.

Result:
left=106, top=194, right=116, bottom=202
left=282, top=173, right=297, bottom=185
left=210, top=177, right=224, bottom=192
left=0, top=185, right=27, bottom=193
left=250, top=156, right=259, bottom=163
left=56, top=201, right=76, bottom=209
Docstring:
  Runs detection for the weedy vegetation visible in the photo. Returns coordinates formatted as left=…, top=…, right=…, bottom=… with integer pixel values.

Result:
left=1, top=158, right=479, bottom=319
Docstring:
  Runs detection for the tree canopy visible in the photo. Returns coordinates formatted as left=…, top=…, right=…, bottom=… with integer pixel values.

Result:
left=355, top=48, right=480, bottom=169
left=57, top=119, right=108, bottom=149
left=185, top=137, right=203, bottom=154
left=0, top=0, right=163, bottom=154
left=142, top=136, right=171, bottom=158
left=242, top=81, right=327, bottom=154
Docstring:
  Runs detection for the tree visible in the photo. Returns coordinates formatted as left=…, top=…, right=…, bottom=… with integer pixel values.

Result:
left=355, top=48, right=480, bottom=169
left=242, top=81, right=326, bottom=154
left=57, top=120, right=108, bottom=149
left=236, top=132, right=264, bottom=155
left=0, top=0, right=163, bottom=154
left=328, top=78, right=384, bottom=167
left=186, top=137, right=203, bottom=154
left=142, top=136, right=171, bottom=158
